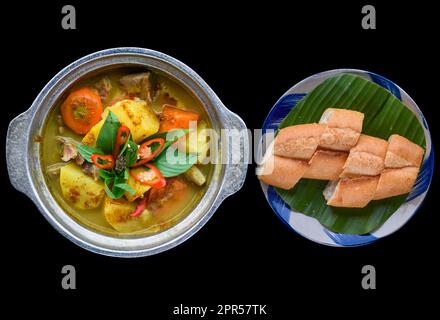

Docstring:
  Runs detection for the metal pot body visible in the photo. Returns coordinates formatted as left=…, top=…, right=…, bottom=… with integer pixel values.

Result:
left=6, top=47, right=248, bottom=257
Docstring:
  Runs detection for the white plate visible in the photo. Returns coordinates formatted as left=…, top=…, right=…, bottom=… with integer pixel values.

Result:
left=260, top=69, right=434, bottom=247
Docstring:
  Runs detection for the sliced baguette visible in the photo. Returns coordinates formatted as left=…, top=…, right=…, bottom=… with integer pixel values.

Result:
left=274, top=123, right=326, bottom=160
left=258, top=154, right=308, bottom=190
left=351, top=134, right=388, bottom=158
left=384, top=134, right=424, bottom=168
left=324, top=176, right=379, bottom=208
left=319, top=127, right=360, bottom=151
left=319, top=108, right=365, bottom=132
left=303, top=150, right=348, bottom=180
left=318, top=108, right=364, bottom=151
left=340, top=135, right=388, bottom=177
left=374, top=167, right=419, bottom=200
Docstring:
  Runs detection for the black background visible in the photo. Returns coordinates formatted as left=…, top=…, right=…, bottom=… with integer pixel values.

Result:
left=1, top=1, right=438, bottom=317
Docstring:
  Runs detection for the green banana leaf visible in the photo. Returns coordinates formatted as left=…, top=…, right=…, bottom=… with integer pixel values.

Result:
left=274, top=73, right=425, bottom=235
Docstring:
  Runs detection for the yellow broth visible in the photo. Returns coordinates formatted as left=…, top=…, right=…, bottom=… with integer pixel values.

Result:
left=41, top=68, right=212, bottom=236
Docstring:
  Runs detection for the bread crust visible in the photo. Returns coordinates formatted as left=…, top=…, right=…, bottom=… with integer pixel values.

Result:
left=384, top=134, right=424, bottom=168
left=326, top=176, right=379, bottom=208
left=258, top=154, right=308, bottom=190
left=340, top=135, right=388, bottom=177
left=274, top=124, right=326, bottom=160
left=351, top=135, right=388, bottom=158
left=319, top=127, right=360, bottom=151
left=303, top=150, right=348, bottom=180
left=373, top=167, right=419, bottom=200
left=341, top=152, right=385, bottom=177
left=319, top=108, right=364, bottom=132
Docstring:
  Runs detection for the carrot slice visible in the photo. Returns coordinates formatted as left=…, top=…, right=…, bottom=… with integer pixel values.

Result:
left=60, top=87, right=103, bottom=135
left=159, top=105, right=200, bottom=132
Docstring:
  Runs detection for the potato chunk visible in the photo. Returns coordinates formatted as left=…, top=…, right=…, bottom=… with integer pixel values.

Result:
left=187, top=120, right=210, bottom=163
left=82, top=98, right=159, bottom=145
left=60, top=163, right=105, bottom=209
left=184, top=165, right=206, bottom=186
left=104, top=197, right=154, bottom=233
left=104, top=99, right=159, bottom=143
left=82, top=119, right=104, bottom=146
left=125, top=172, right=151, bottom=202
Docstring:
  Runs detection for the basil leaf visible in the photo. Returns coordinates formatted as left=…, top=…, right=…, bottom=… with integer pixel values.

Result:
left=144, top=129, right=189, bottom=143
left=113, top=182, right=135, bottom=195
left=104, top=178, right=127, bottom=199
left=97, top=111, right=120, bottom=154
left=123, top=167, right=129, bottom=180
left=111, top=185, right=128, bottom=198
left=77, top=144, right=104, bottom=163
left=104, top=178, right=119, bottom=199
left=98, top=169, right=113, bottom=180
left=101, top=167, right=133, bottom=199
left=151, top=147, right=197, bottom=177
left=118, top=133, right=131, bottom=157
left=125, top=140, right=139, bottom=167
left=162, top=129, right=189, bottom=151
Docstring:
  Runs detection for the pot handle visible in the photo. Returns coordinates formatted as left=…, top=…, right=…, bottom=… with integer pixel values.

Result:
left=6, top=110, right=33, bottom=196
left=217, top=108, right=249, bottom=201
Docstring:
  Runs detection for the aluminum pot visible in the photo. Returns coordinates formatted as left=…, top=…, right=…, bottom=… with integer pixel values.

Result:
left=6, top=47, right=248, bottom=257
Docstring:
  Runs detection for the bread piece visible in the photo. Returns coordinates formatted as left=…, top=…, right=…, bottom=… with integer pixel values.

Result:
left=303, top=150, right=348, bottom=180
left=324, top=176, right=379, bottom=208
left=319, top=108, right=365, bottom=132
left=274, top=124, right=326, bottom=160
left=351, top=134, right=388, bottom=158
left=340, top=152, right=384, bottom=177
left=258, top=154, right=308, bottom=190
left=340, top=135, right=388, bottom=177
left=384, top=134, right=424, bottom=168
left=319, top=127, right=361, bottom=151
left=318, top=108, right=364, bottom=151
left=373, top=167, right=419, bottom=200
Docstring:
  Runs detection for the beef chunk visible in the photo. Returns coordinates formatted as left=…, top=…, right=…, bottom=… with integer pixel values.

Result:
left=118, top=72, right=157, bottom=103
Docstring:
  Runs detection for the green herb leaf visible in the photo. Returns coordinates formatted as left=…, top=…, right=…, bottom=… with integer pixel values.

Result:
left=98, top=168, right=113, bottom=180
left=144, top=129, right=189, bottom=143
left=100, top=167, right=134, bottom=199
left=118, top=133, right=131, bottom=157
left=97, top=111, right=120, bottom=154
left=104, top=178, right=117, bottom=199
left=125, top=140, right=139, bottom=167
left=113, top=182, right=135, bottom=195
left=77, top=144, right=104, bottom=162
left=151, top=146, right=197, bottom=177
left=104, top=177, right=126, bottom=199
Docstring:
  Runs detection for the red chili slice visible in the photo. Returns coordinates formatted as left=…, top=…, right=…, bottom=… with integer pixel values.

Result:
left=132, top=138, right=165, bottom=167
left=130, top=164, right=166, bottom=188
left=113, top=125, right=131, bottom=159
left=130, top=196, right=147, bottom=217
left=91, top=154, right=115, bottom=169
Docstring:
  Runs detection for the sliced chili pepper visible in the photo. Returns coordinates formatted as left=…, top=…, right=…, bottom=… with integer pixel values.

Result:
left=130, top=164, right=166, bottom=188
left=132, top=138, right=165, bottom=167
left=113, top=125, right=131, bottom=159
left=130, top=196, right=147, bottom=217
left=91, top=154, right=115, bottom=169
